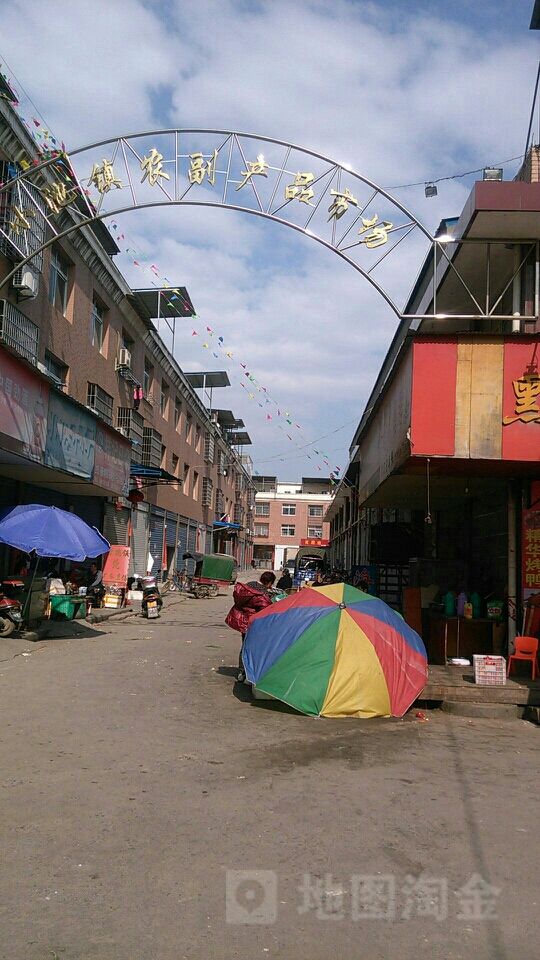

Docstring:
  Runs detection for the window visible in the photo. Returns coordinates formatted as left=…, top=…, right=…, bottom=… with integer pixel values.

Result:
left=255, top=502, right=270, bottom=517
left=195, top=424, right=201, bottom=453
left=161, top=444, right=167, bottom=469
left=142, top=427, right=162, bottom=468
left=183, top=463, right=190, bottom=490
left=91, top=300, right=105, bottom=350
left=204, top=432, right=215, bottom=464
left=202, top=477, right=213, bottom=508
left=281, top=525, right=295, bottom=537
left=44, top=350, right=68, bottom=386
left=160, top=379, right=169, bottom=419
left=282, top=503, right=296, bottom=516
left=121, top=329, right=134, bottom=352
left=49, top=249, right=69, bottom=316
left=174, top=397, right=182, bottom=431
left=308, top=505, right=324, bottom=518
left=254, top=524, right=269, bottom=537
left=192, top=470, right=199, bottom=500
left=143, top=358, right=153, bottom=398
left=87, top=383, right=113, bottom=425
left=186, top=413, right=193, bottom=444
left=308, top=526, right=323, bottom=539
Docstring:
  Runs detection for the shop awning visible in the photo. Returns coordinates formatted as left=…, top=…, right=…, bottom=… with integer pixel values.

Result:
left=213, top=521, right=242, bottom=530
left=130, top=464, right=177, bottom=483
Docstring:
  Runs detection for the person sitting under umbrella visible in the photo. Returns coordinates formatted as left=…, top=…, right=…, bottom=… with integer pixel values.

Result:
left=87, top=562, right=105, bottom=605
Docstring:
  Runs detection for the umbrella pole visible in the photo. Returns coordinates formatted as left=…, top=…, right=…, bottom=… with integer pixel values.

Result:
left=22, top=555, right=40, bottom=628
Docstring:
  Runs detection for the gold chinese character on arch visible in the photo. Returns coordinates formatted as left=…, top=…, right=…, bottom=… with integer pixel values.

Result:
left=9, top=205, right=34, bottom=235
left=503, top=375, right=540, bottom=425
left=236, top=154, right=268, bottom=191
left=328, top=187, right=358, bottom=221
left=89, top=159, right=122, bottom=194
left=42, top=181, right=78, bottom=214
left=188, top=149, right=218, bottom=186
left=285, top=172, right=315, bottom=205
left=358, top=214, right=393, bottom=249
left=140, top=148, right=170, bottom=186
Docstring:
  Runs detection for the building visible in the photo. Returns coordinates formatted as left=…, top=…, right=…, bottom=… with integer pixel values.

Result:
left=327, top=150, right=540, bottom=657
left=252, top=477, right=332, bottom=569
left=0, top=78, right=254, bottom=577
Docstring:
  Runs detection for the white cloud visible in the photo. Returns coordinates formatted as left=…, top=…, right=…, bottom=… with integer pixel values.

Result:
left=1, top=0, right=536, bottom=475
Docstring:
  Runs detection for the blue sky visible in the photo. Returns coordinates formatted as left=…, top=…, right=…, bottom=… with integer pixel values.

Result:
left=1, top=0, right=538, bottom=478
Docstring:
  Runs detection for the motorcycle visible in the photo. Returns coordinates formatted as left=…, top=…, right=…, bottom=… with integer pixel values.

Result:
left=141, top=575, right=162, bottom=618
left=0, top=582, right=24, bottom=637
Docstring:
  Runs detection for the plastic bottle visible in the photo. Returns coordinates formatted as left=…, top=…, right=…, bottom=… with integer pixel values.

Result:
left=456, top=591, right=467, bottom=617
left=443, top=590, right=456, bottom=616
left=463, top=601, right=473, bottom=620
left=470, top=592, right=481, bottom=618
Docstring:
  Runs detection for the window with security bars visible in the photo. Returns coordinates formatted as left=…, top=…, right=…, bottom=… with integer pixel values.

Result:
left=204, top=432, right=215, bottom=464
left=0, top=161, right=46, bottom=271
left=235, top=473, right=245, bottom=495
left=142, top=427, right=162, bottom=468
left=308, top=505, right=324, bottom=518
left=234, top=503, right=243, bottom=525
left=308, top=526, right=323, bottom=538
left=87, top=383, right=113, bottom=425
left=202, top=476, right=213, bottom=508
left=255, top=502, right=270, bottom=517
left=254, top=524, right=269, bottom=537
left=216, top=489, right=225, bottom=515
left=116, top=407, right=144, bottom=449
left=217, top=449, right=226, bottom=474
left=0, top=300, right=39, bottom=365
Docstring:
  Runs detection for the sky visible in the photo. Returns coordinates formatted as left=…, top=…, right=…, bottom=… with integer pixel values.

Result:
left=1, top=0, right=538, bottom=479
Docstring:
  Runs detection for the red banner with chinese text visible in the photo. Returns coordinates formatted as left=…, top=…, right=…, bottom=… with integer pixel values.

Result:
left=522, top=506, right=540, bottom=602
left=102, top=545, right=131, bottom=588
left=502, top=339, right=540, bottom=462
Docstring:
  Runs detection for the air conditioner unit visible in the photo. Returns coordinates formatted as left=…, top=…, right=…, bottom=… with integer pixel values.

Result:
left=117, top=426, right=129, bottom=437
left=12, top=267, right=38, bottom=299
left=116, top=347, right=132, bottom=370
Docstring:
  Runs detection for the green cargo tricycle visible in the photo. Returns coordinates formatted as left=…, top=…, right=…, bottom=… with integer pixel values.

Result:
left=190, top=553, right=236, bottom=599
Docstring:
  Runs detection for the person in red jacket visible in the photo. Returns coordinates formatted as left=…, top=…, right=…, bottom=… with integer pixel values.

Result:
left=225, top=571, right=276, bottom=682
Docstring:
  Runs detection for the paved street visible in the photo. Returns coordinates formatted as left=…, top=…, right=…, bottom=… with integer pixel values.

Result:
left=0, top=591, right=538, bottom=960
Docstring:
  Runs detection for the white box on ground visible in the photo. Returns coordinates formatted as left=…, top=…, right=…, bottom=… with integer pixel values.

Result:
left=473, top=655, right=506, bottom=686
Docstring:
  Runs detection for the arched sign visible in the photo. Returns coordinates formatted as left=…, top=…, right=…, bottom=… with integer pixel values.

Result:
left=0, top=129, right=491, bottom=319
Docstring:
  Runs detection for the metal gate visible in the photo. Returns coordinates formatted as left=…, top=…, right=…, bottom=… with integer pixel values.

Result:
left=149, top=510, right=165, bottom=578
left=103, top=503, right=130, bottom=547
left=130, top=504, right=149, bottom=575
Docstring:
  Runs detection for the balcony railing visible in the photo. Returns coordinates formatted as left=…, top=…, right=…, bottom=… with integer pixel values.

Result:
left=0, top=299, right=39, bottom=364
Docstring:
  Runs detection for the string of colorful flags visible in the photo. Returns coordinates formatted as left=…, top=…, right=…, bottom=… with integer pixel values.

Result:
left=0, top=65, right=343, bottom=479
left=106, top=220, right=342, bottom=481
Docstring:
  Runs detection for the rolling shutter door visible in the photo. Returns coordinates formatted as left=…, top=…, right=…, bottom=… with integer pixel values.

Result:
left=131, top=504, right=149, bottom=575
left=103, top=503, right=129, bottom=546
left=149, top=510, right=165, bottom=577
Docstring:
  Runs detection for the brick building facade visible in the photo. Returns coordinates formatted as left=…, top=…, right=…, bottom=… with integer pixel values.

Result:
left=252, top=477, right=332, bottom=569
left=0, top=84, right=254, bottom=577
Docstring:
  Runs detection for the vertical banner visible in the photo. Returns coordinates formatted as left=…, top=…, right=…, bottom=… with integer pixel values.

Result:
left=522, top=505, right=540, bottom=602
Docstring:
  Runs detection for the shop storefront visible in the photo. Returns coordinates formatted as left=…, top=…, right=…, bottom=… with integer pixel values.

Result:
left=328, top=334, right=540, bottom=658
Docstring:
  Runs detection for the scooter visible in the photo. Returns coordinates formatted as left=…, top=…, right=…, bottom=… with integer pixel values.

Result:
left=141, top=575, right=162, bottom=618
left=0, top=589, right=23, bottom=636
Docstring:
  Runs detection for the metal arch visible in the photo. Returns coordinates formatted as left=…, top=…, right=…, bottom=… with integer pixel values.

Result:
left=0, top=128, right=439, bottom=319
left=0, top=127, right=435, bottom=237
left=0, top=198, right=406, bottom=317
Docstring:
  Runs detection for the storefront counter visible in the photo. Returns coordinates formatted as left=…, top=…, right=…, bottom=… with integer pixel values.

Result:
left=425, top=615, right=505, bottom=665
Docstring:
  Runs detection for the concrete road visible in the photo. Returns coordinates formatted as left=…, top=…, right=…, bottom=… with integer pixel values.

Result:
left=0, top=591, right=538, bottom=960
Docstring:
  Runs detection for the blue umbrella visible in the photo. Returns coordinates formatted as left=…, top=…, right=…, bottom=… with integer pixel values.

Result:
left=0, top=504, right=110, bottom=561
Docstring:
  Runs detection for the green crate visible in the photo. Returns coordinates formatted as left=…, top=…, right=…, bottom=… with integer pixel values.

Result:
left=50, top=595, right=87, bottom=621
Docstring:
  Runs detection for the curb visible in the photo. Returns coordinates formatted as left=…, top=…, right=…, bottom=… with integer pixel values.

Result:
left=441, top=700, right=523, bottom=720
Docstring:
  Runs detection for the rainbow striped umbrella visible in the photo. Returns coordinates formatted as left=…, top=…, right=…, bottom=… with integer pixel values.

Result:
left=242, top=584, right=427, bottom=718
